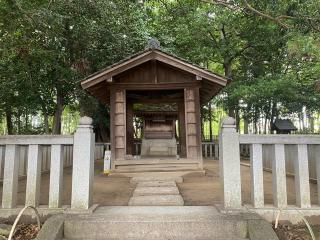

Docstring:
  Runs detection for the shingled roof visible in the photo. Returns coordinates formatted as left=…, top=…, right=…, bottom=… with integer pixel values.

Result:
left=272, top=119, right=297, bottom=131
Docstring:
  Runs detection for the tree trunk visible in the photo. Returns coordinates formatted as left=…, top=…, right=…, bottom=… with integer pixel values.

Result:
left=17, top=109, right=21, bottom=134
left=298, top=112, right=303, bottom=132
left=52, top=90, right=64, bottom=135
left=40, top=101, right=50, bottom=134
left=43, top=112, right=50, bottom=134
left=235, top=107, right=240, bottom=132
left=254, top=108, right=258, bottom=134
left=220, top=25, right=235, bottom=119
left=264, top=115, right=268, bottom=134
left=224, top=60, right=236, bottom=118
left=25, top=110, right=29, bottom=132
left=270, top=101, right=277, bottom=134
left=5, top=107, right=13, bottom=135
left=309, top=113, right=315, bottom=133
left=244, top=117, right=249, bottom=134
left=301, top=107, right=305, bottom=131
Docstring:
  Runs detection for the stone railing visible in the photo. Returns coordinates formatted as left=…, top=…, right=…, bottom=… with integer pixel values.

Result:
left=260, top=144, right=319, bottom=180
left=0, top=135, right=74, bottom=209
left=219, top=117, right=320, bottom=220
left=0, top=117, right=95, bottom=211
left=94, top=142, right=111, bottom=160
left=96, top=141, right=243, bottom=159
left=0, top=142, right=110, bottom=181
left=201, top=141, right=250, bottom=159
left=202, top=142, right=219, bottom=159
left=0, top=145, right=73, bottom=180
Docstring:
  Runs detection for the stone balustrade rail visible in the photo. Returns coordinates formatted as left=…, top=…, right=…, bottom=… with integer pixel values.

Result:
left=219, top=117, right=320, bottom=217
left=0, top=117, right=95, bottom=210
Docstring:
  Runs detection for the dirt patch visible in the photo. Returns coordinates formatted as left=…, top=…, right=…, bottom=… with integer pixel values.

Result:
left=273, top=223, right=320, bottom=240
left=93, top=173, right=135, bottom=205
left=0, top=222, right=39, bottom=240
left=178, top=160, right=318, bottom=206
left=177, top=164, right=220, bottom=205
left=0, top=161, right=135, bottom=206
left=12, top=224, right=39, bottom=240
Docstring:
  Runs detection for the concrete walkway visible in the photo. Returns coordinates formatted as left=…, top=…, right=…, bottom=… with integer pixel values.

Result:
left=0, top=160, right=318, bottom=206
left=128, top=177, right=184, bottom=206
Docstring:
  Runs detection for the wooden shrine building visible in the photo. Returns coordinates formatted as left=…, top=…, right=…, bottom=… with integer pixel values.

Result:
left=81, top=40, right=228, bottom=172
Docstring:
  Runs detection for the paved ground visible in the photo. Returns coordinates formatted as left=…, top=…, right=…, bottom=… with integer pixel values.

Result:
left=0, top=159, right=318, bottom=206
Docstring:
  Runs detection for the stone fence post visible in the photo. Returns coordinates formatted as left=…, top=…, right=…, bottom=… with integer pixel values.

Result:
left=219, top=117, right=242, bottom=209
left=71, top=116, right=95, bottom=210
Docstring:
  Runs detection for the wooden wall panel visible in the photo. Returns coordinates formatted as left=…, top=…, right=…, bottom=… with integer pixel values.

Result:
left=114, top=61, right=195, bottom=84
left=157, top=62, right=194, bottom=83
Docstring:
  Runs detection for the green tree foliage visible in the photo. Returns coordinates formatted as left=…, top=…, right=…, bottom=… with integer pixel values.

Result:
left=0, top=0, right=147, bottom=136
left=145, top=0, right=320, bottom=133
left=1, top=0, right=319, bottom=136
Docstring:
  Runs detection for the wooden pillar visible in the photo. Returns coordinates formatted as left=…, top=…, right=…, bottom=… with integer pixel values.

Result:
left=194, top=87, right=202, bottom=164
left=126, top=101, right=134, bottom=155
left=110, top=88, right=126, bottom=169
left=110, top=88, right=115, bottom=169
left=184, top=88, right=202, bottom=165
left=178, top=101, right=186, bottom=158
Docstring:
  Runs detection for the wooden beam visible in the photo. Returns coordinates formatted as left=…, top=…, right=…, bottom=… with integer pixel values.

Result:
left=112, top=82, right=201, bottom=90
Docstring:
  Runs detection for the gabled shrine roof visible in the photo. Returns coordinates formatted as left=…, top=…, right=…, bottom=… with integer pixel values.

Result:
left=81, top=48, right=228, bottom=89
left=272, top=119, right=297, bottom=131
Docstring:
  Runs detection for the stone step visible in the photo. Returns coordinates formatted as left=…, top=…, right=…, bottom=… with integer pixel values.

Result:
left=115, top=164, right=199, bottom=172
left=130, top=176, right=183, bottom=184
left=64, top=238, right=249, bottom=240
left=64, top=206, right=249, bottom=240
left=128, top=195, right=184, bottom=206
left=133, top=186, right=180, bottom=196
left=109, top=170, right=205, bottom=178
left=137, top=180, right=176, bottom=187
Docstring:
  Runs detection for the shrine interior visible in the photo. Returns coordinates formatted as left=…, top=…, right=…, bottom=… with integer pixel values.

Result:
left=126, top=89, right=184, bottom=159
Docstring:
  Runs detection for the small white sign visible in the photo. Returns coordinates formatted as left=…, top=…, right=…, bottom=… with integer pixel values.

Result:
left=103, top=150, right=111, bottom=174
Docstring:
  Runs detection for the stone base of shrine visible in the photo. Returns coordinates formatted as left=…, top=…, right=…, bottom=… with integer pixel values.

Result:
left=140, top=138, right=177, bottom=156
left=111, top=157, right=203, bottom=174
left=109, top=169, right=205, bottom=178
